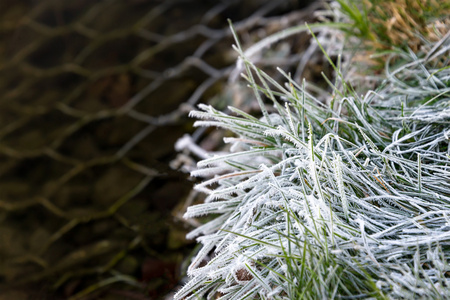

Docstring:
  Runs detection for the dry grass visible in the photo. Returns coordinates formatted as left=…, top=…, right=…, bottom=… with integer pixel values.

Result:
left=365, top=0, right=450, bottom=51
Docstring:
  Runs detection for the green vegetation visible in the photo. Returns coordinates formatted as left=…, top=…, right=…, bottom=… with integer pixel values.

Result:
left=336, top=0, right=450, bottom=68
left=177, top=1, right=450, bottom=299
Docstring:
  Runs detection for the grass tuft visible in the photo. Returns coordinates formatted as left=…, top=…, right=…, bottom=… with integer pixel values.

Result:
left=176, top=2, right=450, bottom=299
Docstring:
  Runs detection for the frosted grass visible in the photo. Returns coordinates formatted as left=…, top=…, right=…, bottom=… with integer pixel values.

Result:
left=175, top=17, right=450, bottom=300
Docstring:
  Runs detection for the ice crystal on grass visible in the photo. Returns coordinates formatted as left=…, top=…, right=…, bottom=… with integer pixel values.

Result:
left=175, top=19, right=450, bottom=300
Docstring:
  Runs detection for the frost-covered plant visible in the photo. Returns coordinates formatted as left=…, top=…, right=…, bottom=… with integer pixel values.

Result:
left=174, top=17, right=450, bottom=300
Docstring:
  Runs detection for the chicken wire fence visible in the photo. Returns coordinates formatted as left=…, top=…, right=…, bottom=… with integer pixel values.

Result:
left=0, top=0, right=319, bottom=297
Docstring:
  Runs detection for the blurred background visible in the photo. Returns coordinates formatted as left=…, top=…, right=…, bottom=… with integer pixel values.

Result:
left=0, top=0, right=318, bottom=299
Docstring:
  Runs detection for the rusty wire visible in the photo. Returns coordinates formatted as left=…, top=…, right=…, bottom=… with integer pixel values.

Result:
left=0, top=0, right=319, bottom=297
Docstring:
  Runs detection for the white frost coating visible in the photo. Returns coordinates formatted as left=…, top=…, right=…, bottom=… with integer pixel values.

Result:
left=175, top=13, right=450, bottom=300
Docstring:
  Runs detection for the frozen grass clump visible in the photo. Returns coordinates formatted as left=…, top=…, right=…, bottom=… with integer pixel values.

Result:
left=174, top=20, right=450, bottom=300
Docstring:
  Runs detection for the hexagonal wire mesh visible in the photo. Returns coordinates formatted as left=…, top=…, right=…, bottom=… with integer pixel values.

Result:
left=0, top=0, right=320, bottom=298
